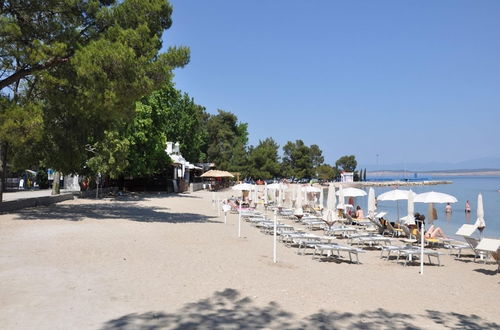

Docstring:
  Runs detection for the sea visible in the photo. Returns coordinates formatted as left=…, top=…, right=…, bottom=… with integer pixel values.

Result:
left=333, top=176, right=500, bottom=240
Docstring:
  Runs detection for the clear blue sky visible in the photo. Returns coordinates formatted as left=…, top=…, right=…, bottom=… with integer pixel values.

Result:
left=162, top=1, right=500, bottom=169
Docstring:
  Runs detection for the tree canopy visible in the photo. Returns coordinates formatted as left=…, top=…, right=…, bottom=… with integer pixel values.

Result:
left=1, top=0, right=189, bottom=174
left=247, top=138, right=280, bottom=180
left=205, top=110, right=248, bottom=174
left=282, top=139, right=325, bottom=179
left=335, top=155, right=357, bottom=172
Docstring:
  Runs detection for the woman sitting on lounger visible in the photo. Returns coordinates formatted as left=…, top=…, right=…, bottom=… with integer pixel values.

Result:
left=354, top=205, right=364, bottom=219
left=425, top=224, right=447, bottom=239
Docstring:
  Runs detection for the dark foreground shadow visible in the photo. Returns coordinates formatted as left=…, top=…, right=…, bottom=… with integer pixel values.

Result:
left=101, top=289, right=500, bottom=330
left=105, top=192, right=202, bottom=202
left=14, top=202, right=217, bottom=224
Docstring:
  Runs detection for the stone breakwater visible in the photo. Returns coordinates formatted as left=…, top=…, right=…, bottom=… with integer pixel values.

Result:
left=327, top=180, right=452, bottom=188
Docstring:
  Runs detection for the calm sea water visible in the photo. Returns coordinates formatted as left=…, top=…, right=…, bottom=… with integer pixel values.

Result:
left=327, top=176, right=500, bottom=240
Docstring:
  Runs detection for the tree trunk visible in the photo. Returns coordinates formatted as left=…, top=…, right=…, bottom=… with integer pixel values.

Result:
left=51, top=171, right=61, bottom=195
left=0, top=143, right=8, bottom=202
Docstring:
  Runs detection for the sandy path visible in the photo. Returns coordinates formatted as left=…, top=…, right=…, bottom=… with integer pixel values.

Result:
left=0, top=190, right=499, bottom=329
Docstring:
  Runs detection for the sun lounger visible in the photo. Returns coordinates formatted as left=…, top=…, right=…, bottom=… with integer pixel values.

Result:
left=301, top=218, right=325, bottom=230
left=396, top=248, right=444, bottom=267
left=441, top=240, right=470, bottom=258
left=291, top=235, right=322, bottom=255
left=400, top=225, right=418, bottom=244
left=380, top=244, right=417, bottom=261
left=353, top=235, right=392, bottom=248
left=463, top=236, right=489, bottom=262
left=476, top=238, right=500, bottom=272
left=282, top=232, right=317, bottom=247
left=313, top=243, right=365, bottom=264
left=325, top=225, right=359, bottom=238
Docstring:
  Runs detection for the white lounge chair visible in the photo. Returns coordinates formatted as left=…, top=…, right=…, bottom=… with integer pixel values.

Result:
left=476, top=238, right=500, bottom=273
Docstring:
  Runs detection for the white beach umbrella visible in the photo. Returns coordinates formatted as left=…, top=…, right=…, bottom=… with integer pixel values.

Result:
left=377, top=189, right=416, bottom=201
left=378, top=189, right=417, bottom=221
left=336, top=187, right=367, bottom=197
left=268, top=183, right=288, bottom=190
left=294, top=186, right=303, bottom=217
left=318, top=187, right=324, bottom=210
left=263, top=183, right=268, bottom=205
left=232, top=183, right=254, bottom=191
left=474, top=193, right=485, bottom=234
left=414, top=191, right=457, bottom=204
left=304, top=185, right=322, bottom=193
left=277, top=187, right=283, bottom=208
left=327, top=184, right=337, bottom=211
left=414, top=190, right=457, bottom=275
left=337, top=184, right=345, bottom=209
left=367, top=187, right=376, bottom=219
left=405, top=190, right=415, bottom=225
left=232, top=183, right=254, bottom=238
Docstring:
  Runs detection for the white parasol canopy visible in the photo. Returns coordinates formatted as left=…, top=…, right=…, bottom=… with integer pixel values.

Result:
left=322, top=184, right=336, bottom=221
left=264, top=183, right=268, bottom=205
left=294, top=186, right=303, bottom=216
left=405, top=189, right=415, bottom=225
left=414, top=191, right=457, bottom=204
left=337, top=185, right=345, bottom=209
left=367, top=187, right=376, bottom=219
left=232, top=183, right=255, bottom=191
left=336, top=187, right=367, bottom=197
left=378, top=189, right=416, bottom=222
left=304, top=185, right=322, bottom=193
left=474, top=193, right=485, bottom=231
left=267, top=183, right=288, bottom=190
left=318, top=187, right=324, bottom=209
left=377, top=189, right=416, bottom=201
left=277, top=187, right=283, bottom=208
left=414, top=190, right=457, bottom=275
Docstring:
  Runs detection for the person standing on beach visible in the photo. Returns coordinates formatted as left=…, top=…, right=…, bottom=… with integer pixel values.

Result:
left=445, top=203, right=452, bottom=213
left=465, top=200, right=471, bottom=213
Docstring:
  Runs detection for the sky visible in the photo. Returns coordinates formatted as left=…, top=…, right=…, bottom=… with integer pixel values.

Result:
left=161, top=1, right=500, bottom=170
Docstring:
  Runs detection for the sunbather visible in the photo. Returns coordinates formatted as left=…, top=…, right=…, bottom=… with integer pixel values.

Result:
left=425, top=224, right=447, bottom=239
left=354, top=205, right=364, bottom=219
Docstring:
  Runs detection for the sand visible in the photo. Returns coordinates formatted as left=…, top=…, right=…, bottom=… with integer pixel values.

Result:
left=0, top=189, right=499, bottom=329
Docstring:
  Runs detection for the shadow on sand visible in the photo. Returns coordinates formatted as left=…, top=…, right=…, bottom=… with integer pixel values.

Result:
left=89, top=191, right=202, bottom=202
left=100, top=288, right=499, bottom=330
left=13, top=202, right=217, bottom=224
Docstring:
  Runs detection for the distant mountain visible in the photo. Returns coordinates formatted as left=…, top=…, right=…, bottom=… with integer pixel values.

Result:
left=362, top=157, right=500, bottom=172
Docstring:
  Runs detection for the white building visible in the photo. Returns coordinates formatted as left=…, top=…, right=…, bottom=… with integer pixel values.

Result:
left=340, top=171, right=354, bottom=183
left=165, top=141, right=202, bottom=192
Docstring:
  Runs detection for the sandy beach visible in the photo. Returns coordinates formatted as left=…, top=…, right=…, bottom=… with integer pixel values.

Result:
left=1, top=189, right=499, bottom=329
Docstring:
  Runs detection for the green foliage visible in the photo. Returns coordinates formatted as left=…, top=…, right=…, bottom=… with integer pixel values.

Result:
left=248, top=138, right=280, bottom=180
left=316, top=164, right=335, bottom=181
left=206, top=110, right=249, bottom=174
left=309, top=144, right=324, bottom=168
left=335, top=155, right=357, bottom=172
left=36, top=168, right=49, bottom=189
left=86, top=81, right=208, bottom=178
left=1, top=0, right=189, bottom=174
left=353, top=170, right=360, bottom=182
left=363, top=168, right=367, bottom=181
left=0, top=97, right=43, bottom=170
left=282, top=140, right=324, bottom=179
left=144, top=84, right=208, bottom=163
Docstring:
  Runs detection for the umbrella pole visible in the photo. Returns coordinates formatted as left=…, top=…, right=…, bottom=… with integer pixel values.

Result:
left=396, top=200, right=400, bottom=222
left=238, top=204, right=242, bottom=238
left=217, top=194, right=220, bottom=217
left=273, top=209, right=277, bottom=263
left=420, top=221, right=424, bottom=275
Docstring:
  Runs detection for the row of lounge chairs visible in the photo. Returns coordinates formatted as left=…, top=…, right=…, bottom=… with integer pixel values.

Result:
left=236, top=206, right=499, bottom=271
